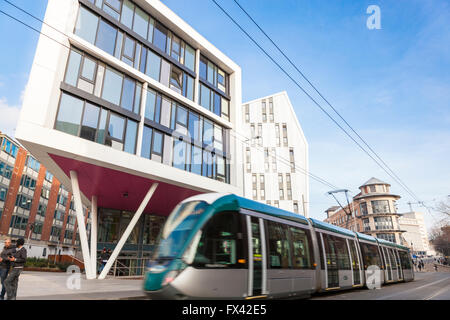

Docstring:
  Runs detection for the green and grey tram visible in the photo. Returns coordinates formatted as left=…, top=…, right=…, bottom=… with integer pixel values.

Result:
left=143, top=194, right=414, bottom=299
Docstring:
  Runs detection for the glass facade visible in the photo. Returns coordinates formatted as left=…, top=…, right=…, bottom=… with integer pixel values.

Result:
left=75, top=1, right=195, bottom=101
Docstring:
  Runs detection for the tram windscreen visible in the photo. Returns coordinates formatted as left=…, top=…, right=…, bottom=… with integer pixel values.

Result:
left=153, top=201, right=208, bottom=260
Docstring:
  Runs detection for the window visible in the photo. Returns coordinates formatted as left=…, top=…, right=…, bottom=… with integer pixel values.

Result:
left=266, top=221, right=292, bottom=269
left=200, top=84, right=211, bottom=112
left=374, top=216, right=394, bottom=230
left=16, top=194, right=32, bottom=210
left=1, top=139, right=17, bottom=158
left=146, top=49, right=161, bottom=81
left=360, top=243, right=383, bottom=269
left=102, top=67, right=123, bottom=106
left=289, top=148, right=295, bottom=173
left=56, top=93, right=138, bottom=153
left=27, top=157, right=40, bottom=172
left=282, top=124, right=288, bottom=146
left=363, top=218, right=370, bottom=231
left=55, top=93, right=84, bottom=136
left=360, top=202, right=368, bottom=215
left=275, top=124, right=280, bottom=146
left=133, top=7, right=149, bottom=39
left=192, top=211, right=244, bottom=268
left=0, top=187, right=7, bottom=201
left=169, top=66, right=183, bottom=94
left=184, top=44, right=195, bottom=72
left=153, top=21, right=168, bottom=52
left=75, top=6, right=99, bottom=44
left=333, top=236, right=351, bottom=269
left=377, top=233, right=396, bottom=243
left=289, top=226, right=313, bottom=269
left=199, top=56, right=228, bottom=94
left=96, top=19, right=117, bottom=56
left=371, top=200, right=390, bottom=214
left=120, top=0, right=134, bottom=28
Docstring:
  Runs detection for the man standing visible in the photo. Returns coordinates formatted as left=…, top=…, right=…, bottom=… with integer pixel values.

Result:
left=4, top=238, right=27, bottom=300
left=0, top=239, right=15, bottom=300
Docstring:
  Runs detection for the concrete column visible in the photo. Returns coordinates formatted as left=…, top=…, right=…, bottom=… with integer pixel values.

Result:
left=194, top=48, right=200, bottom=104
left=98, top=183, right=158, bottom=280
left=69, top=170, right=94, bottom=279
left=90, top=195, right=98, bottom=276
left=136, top=82, right=148, bottom=157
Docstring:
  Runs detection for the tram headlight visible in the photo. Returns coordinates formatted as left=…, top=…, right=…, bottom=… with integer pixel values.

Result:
left=162, top=270, right=180, bottom=286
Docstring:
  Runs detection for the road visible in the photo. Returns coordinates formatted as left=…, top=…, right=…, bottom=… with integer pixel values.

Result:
left=310, top=272, right=450, bottom=300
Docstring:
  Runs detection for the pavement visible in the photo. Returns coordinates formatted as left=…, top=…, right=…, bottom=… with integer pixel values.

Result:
left=11, top=265, right=450, bottom=300
left=310, top=271, right=450, bottom=300
left=15, top=272, right=146, bottom=300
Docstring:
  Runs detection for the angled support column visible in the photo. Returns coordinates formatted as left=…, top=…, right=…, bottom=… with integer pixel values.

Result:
left=90, top=195, right=98, bottom=277
left=98, top=183, right=158, bottom=280
left=70, top=170, right=94, bottom=279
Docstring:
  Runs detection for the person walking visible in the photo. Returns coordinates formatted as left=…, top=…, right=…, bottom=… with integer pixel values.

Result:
left=418, top=260, right=422, bottom=272
left=0, top=239, right=15, bottom=300
left=99, top=248, right=108, bottom=273
left=4, top=238, right=27, bottom=300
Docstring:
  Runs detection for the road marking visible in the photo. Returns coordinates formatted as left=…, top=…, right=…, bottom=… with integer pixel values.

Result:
left=376, top=276, right=450, bottom=300
left=424, top=285, right=449, bottom=300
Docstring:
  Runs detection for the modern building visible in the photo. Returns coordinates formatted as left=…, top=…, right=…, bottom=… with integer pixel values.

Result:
left=15, top=0, right=243, bottom=279
left=0, top=132, right=90, bottom=258
left=398, top=211, right=434, bottom=255
left=242, top=91, right=309, bottom=216
left=324, top=177, right=405, bottom=244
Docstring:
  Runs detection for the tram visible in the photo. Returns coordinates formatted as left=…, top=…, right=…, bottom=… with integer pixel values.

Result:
left=143, top=193, right=414, bottom=299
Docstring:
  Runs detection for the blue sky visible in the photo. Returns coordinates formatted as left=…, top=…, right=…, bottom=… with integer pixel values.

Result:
left=0, top=0, right=449, bottom=230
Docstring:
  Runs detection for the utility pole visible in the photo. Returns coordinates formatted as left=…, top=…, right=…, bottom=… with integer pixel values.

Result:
left=327, top=189, right=352, bottom=230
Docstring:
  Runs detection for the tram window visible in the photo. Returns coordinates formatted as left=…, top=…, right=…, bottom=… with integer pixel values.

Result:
left=323, top=234, right=338, bottom=270
left=333, top=236, right=351, bottom=270
left=360, top=243, right=383, bottom=269
left=192, top=211, right=244, bottom=268
left=266, top=220, right=292, bottom=269
left=289, top=226, right=313, bottom=269
left=317, top=233, right=325, bottom=269
left=399, top=251, right=412, bottom=269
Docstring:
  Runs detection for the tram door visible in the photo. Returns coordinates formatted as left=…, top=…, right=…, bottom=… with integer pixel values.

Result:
left=322, top=234, right=339, bottom=289
left=395, top=250, right=404, bottom=280
left=382, top=247, right=393, bottom=282
left=348, top=240, right=361, bottom=286
left=246, top=216, right=267, bottom=297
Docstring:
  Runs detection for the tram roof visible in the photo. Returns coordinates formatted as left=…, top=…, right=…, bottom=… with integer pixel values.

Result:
left=356, top=232, right=378, bottom=243
left=308, top=218, right=356, bottom=237
left=376, top=238, right=409, bottom=250
left=211, top=194, right=309, bottom=225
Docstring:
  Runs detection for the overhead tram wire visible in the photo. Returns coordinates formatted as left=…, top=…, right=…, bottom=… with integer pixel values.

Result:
left=232, top=0, right=421, bottom=205
left=0, top=9, right=71, bottom=51
left=2, top=0, right=423, bottom=205
left=0, top=2, right=341, bottom=193
left=210, top=0, right=422, bottom=204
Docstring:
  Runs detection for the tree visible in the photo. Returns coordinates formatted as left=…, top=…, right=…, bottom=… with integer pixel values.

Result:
left=429, top=223, right=450, bottom=257
left=434, top=200, right=450, bottom=218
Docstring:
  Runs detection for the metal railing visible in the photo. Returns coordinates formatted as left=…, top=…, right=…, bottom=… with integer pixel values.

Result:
left=97, top=256, right=152, bottom=278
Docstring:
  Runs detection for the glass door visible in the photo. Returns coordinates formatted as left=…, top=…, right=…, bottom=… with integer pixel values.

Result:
left=246, top=215, right=267, bottom=297
left=382, top=247, right=393, bottom=281
left=322, top=234, right=339, bottom=288
left=348, top=239, right=361, bottom=285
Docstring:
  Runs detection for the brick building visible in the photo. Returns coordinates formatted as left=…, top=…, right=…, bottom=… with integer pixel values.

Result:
left=0, top=131, right=90, bottom=258
left=324, top=177, right=405, bottom=244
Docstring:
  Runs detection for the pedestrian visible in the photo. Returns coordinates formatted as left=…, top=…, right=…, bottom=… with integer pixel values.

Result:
left=4, top=238, right=27, bottom=300
left=434, top=264, right=438, bottom=272
left=0, top=239, right=15, bottom=300
left=99, top=248, right=108, bottom=273
left=418, top=261, right=422, bottom=272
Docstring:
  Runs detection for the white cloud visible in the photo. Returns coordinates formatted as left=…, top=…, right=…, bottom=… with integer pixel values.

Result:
left=0, top=97, right=21, bottom=138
